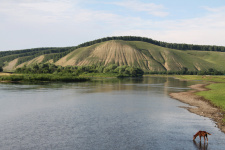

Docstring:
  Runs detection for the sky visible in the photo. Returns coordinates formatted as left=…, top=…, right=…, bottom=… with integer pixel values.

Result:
left=1, top=0, right=225, bottom=51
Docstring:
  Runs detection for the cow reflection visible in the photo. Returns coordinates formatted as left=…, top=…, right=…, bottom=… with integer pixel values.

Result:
left=193, top=140, right=208, bottom=150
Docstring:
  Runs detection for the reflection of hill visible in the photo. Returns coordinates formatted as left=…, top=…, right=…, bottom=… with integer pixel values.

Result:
left=78, top=77, right=194, bottom=95
left=11, top=76, right=199, bottom=95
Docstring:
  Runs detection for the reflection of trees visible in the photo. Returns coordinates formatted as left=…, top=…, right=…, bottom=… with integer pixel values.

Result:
left=79, top=77, right=176, bottom=94
left=82, top=78, right=145, bottom=93
left=7, top=76, right=197, bottom=95
left=163, top=77, right=189, bottom=95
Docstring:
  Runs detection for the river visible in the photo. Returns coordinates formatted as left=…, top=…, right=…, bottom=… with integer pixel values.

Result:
left=0, top=76, right=224, bottom=150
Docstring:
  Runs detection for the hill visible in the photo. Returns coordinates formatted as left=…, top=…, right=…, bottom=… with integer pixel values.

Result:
left=55, top=40, right=225, bottom=72
left=1, top=36, right=225, bottom=72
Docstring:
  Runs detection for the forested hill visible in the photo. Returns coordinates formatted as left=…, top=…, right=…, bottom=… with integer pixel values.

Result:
left=1, top=36, right=225, bottom=72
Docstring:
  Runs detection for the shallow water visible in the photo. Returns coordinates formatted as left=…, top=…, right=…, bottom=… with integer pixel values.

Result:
left=0, top=77, right=224, bottom=150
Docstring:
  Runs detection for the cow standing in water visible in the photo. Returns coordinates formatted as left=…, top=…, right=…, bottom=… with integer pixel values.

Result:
left=193, top=131, right=211, bottom=142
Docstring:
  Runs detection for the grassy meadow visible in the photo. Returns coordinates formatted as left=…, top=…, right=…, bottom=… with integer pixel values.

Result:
left=197, top=83, right=225, bottom=110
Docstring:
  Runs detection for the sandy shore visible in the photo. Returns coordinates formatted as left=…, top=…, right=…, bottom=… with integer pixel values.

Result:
left=170, top=84, right=225, bottom=133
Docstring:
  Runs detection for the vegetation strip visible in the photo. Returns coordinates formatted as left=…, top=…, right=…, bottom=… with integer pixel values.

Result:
left=0, top=74, right=90, bottom=82
left=0, top=63, right=144, bottom=82
left=15, top=63, right=144, bottom=77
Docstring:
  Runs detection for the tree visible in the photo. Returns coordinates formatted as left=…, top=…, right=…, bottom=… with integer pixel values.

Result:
left=181, top=67, right=188, bottom=74
left=0, top=66, right=3, bottom=72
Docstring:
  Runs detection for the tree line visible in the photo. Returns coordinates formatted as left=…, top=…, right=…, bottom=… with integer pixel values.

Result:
left=76, top=36, right=225, bottom=52
left=15, top=63, right=144, bottom=77
left=146, top=67, right=224, bottom=75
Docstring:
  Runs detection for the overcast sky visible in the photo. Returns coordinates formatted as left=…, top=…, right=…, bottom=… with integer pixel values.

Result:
left=1, top=0, right=225, bottom=51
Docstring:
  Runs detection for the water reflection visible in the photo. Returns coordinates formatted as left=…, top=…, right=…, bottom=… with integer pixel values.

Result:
left=193, top=140, right=208, bottom=150
left=0, top=76, right=194, bottom=94
left=80, top=76, right=194, bottom=94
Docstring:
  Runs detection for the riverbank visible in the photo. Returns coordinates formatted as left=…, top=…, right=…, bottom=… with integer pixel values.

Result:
left=170, top=83, right=225, bottom=133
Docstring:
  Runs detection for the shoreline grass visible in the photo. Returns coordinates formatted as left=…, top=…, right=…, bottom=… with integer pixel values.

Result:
left=0, top=73, right=90, bottom=83
left=197, top=83, right=225, bottom=111
left=174, top=75, right=225, bottom=83
left=0, top=72, right=13, bottom=76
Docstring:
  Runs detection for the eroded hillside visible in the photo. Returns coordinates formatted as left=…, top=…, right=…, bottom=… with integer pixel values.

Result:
left=2, top=40, right=225, bottom=72
left=55, top=40, right=224, bottom=72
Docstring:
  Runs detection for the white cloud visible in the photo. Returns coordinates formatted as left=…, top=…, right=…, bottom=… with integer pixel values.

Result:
left=19, top=1, right=71, bottom=14
left=202, top=6, right=225, bottom=13
left=111, top=0, right=169, bottom=17
left=111, top=6, right=225, bottom=46
left=0, top=0, right=132, bottom=25
left=1, top=1, right=225, bottom=50
left=113, top=28, right=225, bottom=46
left=0, top=0, right=79, bottom=23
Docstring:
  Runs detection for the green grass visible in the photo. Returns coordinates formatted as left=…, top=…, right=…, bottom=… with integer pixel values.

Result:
left=120, top=41, right=225, bottom=71
left=176, top=75, right=225, bottom=82
left=197, top=83, right=225, bottom=111
left=0, top=72, right=135, bottom=82
left=66, top=43, right=101, bottom=62
left=0, top=74, right=90, bottom=82
left=187, top=51, right=225, bottom=70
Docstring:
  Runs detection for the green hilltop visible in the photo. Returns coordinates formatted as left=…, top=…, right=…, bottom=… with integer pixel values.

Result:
left=1, top=36, right=225, bottom=72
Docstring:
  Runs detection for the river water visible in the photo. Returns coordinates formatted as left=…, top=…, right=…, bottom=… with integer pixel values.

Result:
left=0, top=76, right=224, bottom=150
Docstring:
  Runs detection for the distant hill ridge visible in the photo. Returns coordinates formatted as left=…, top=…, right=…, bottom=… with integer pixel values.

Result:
left=1, top=36, right=225, bottom=72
